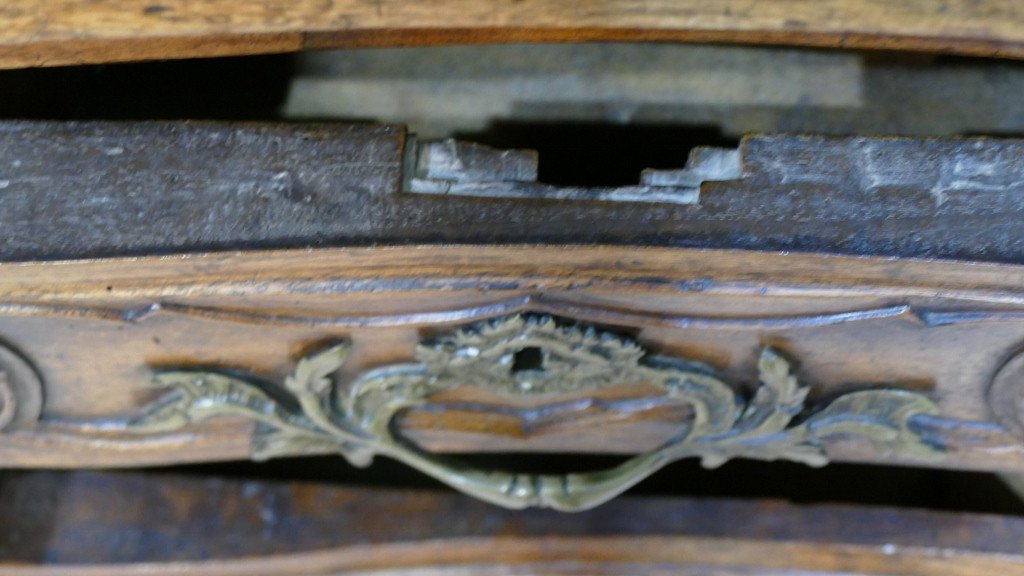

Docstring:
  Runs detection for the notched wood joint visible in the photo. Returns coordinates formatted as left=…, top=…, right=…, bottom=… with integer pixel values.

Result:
left=403, top=136, right=741, bottom=205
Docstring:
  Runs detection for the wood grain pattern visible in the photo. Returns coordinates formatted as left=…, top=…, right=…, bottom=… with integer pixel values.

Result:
left=2, top=470, right=1023, bottom=575
left=3, top=1, right=1024, bottom=69
left=11, top=123, right=1024, bottom=265
left=1, top=245, right=1024, bottom=476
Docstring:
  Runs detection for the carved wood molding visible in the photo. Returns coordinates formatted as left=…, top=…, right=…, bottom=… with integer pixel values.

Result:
left=0, top=341, right=42, bottom=432
left=3, top=246, right=1024, bottom=474
left=0, top=296, right=918, bottom=329
left=117, top=314, right=942, bottom=511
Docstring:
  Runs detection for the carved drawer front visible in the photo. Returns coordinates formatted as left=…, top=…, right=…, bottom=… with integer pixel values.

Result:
left=1, top=244, right=1024, bottom=510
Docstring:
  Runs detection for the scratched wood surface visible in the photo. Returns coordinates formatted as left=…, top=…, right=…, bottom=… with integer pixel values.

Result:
left=1, top=470, right=1023, bottom=575
left=7, top=122, right=1024, bottom=264
left=3, top=1, right=1024, bottom=69
left=1, top=245, right=1024, bottom=475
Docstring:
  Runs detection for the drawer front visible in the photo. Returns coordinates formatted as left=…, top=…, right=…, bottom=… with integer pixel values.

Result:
left=1, top=245, right=1022, bottom=508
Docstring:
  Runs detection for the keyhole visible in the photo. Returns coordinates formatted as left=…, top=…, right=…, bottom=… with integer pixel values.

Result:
left=511, top=347, right=545, bottom=374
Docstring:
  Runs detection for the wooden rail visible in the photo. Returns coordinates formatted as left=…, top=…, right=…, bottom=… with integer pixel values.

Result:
left=3, top=1, right=1024, bottom=69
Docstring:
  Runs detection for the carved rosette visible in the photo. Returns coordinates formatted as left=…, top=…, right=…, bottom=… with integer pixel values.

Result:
left=0, top=343, right=43, bottom=431
left=126, top=314, right=944, bottom=511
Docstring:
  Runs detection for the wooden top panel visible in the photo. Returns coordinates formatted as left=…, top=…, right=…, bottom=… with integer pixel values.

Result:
left=3, top=1, right=1024, bottom=69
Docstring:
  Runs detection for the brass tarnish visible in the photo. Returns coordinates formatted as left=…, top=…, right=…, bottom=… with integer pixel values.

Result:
left=127, top=314, right=944, bottom=511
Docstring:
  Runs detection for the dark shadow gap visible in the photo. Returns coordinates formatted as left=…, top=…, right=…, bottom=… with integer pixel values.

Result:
left=169, top=455, right=1024, bottom=517
left=456, top=121, right=738, bottom=187
left=0, top=55, right=295, bottom=121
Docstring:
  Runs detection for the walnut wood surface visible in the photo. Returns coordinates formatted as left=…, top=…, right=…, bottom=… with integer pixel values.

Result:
left=3, top=1, right=1024, bottom=70
left=1, top=245, right=1024, bottom=475
left=2, top=470, right=1023, bottom=575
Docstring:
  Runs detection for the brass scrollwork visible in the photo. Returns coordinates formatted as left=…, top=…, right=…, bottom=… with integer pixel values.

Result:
left=127, top=315, right=944, bottom=511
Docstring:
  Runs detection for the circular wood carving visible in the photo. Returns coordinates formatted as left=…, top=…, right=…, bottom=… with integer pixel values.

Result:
left=0, top=344, right=43, bottom=431
left=988, top=348, right=1024, bottom=438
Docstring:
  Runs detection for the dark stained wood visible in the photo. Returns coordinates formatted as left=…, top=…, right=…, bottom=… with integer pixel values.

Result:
left=4, top=1, right=1024, bottom=69
left=1, top=470, right=1023, bottom=575
left=0, top=122, right=406, bottom=261
left=7, top=122, right=1024, bottom=264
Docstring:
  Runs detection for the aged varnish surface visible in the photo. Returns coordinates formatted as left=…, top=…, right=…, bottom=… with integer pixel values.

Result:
left=0, top=244, right=1023, bottom=493
left=3, top=1, right=1024, bottom=69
